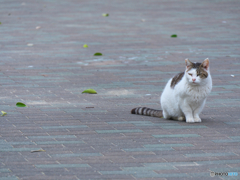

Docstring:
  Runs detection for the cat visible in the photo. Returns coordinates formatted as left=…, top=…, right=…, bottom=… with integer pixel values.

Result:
left=131, top=58, right=212, bottom=123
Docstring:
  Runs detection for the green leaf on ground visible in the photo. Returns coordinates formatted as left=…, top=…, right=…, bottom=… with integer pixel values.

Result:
left=1, top=111, right=7, bottom=116
left=94, top=52, right=102, bottom=56
left=82, top=89, right=97, bottom=94
left=83, top=44, right=88, bottom=48
left=102, top=13, right=109, bottom=17
left=171, top=34, right=177, bottom=38
left=0, top=22, right=2, bottom=25
left=16, top=102, right=26, bottom=107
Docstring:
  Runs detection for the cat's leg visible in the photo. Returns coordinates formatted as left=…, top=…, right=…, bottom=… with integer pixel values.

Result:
left=163, top=110, right=170, bottom=120
left=180, top=102, right=194, bottom=123
left=193, top=115, right=201, bottom=122
left=193, top=99, right=206, bottom=123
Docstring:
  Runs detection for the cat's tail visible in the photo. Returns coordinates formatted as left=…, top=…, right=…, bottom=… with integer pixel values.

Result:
left=131, top=107, right=163, bottom=118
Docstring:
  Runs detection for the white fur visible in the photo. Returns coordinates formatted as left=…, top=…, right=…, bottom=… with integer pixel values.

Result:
left=160, top=59, right=212, bottom=123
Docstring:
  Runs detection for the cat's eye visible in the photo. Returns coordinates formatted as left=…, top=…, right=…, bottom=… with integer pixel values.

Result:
left=188, top=73, right=192, bottom=76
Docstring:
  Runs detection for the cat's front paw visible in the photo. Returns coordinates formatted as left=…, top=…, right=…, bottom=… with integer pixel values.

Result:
left=194, top=117, right=201, bottom=123
left=186, top=118, right=195, bottom=123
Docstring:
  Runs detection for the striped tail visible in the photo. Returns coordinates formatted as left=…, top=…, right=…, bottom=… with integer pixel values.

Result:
left=131, top=107, right=163, bottom=118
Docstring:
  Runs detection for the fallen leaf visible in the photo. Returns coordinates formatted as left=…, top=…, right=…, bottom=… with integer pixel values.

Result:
left=83, top=44, right=88, bottom=48
left=94, top=52, right=102, bottom=56
left=16, top=102, right=27, bottom=107
left=102, top=13, right=109, bottom=17
left=1, top=111, right=7, bottom=116
left=0, top=22, right=2, bottom=25
left=82, top=89, right=97, bottom=94
left=31, top=149, right=46, bottom=153
left=171, top=34, right=177, bottom=38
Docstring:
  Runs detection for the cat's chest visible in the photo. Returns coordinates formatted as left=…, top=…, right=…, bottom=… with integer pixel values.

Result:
left=184, top=86, right=211, bottom=102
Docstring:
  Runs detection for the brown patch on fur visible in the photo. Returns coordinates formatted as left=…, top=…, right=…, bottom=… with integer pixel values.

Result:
left=171, top=72, right=184, bottom=88
left=186, top=62, right=201, bottom=72
left=197, top=59, right=209, bottom=78
left=197, top=67, right=208, bottom=79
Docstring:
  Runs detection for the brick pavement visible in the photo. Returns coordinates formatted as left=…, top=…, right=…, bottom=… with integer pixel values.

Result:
left=0, top=0, right=240, bottom=179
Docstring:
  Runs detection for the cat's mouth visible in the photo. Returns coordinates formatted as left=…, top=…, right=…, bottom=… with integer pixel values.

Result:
left=192, top=81, right=198, bottom=85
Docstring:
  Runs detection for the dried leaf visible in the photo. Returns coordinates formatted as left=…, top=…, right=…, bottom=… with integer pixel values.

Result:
left=1, top=111, right=7, bottom=116
left=102, top=13, right=109, bottom=17
left=31, top=149, right=46, bottom=153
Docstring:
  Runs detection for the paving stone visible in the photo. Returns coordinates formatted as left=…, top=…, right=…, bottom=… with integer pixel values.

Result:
left=1, top=0, right=240, bottom=179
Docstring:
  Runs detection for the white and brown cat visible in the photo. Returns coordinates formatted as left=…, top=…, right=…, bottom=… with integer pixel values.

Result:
left=131, top=58, right=212, bottom=123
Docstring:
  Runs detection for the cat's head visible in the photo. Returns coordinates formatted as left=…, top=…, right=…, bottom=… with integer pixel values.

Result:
left=185, top=58, right=210, bottom=85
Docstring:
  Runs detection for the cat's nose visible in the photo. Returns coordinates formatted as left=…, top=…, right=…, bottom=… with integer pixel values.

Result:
left=192, top=78, right=196, bottom=82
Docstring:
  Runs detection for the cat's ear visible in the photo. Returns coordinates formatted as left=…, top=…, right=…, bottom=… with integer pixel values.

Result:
left=201, top=58, right=209, bottom=70
left=185, top=58, right=192, bottom=69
